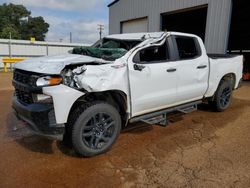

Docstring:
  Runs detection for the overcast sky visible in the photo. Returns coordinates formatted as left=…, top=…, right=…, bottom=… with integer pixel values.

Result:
left=0, top=0, right=112, bottom=44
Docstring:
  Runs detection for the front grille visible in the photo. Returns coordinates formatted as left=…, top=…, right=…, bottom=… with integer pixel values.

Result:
left=13, top=69, right=38, bottom=87
left=13, top=69, right=41, bottom=105
left=15, top=89, right=34, bottom=104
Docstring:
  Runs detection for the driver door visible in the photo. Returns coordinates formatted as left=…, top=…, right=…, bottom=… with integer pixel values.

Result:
left=128, top=39, right=178, bottom=117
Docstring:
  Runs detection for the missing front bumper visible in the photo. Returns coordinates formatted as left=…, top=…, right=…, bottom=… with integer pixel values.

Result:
left=12, top=96, right=65, bottom=140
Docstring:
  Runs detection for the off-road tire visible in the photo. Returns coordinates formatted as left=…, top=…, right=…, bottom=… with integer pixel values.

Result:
left=210, top=80, right=233, bottom=112
left=70, top=102, right=121, bottom=157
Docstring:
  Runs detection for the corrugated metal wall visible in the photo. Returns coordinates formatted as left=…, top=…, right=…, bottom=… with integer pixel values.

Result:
left=109, top=0, right=232, bottom=54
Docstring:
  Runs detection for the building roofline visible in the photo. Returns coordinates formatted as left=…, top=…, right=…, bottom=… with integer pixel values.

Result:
left=108, top=0, right=120, bottom=7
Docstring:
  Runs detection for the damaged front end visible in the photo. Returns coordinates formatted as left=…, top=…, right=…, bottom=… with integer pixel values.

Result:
left=12, top=33, right=168, bottom=140
left=58, top=46, right=130, bottom=92
left=61, top=60, right=128, bottom=93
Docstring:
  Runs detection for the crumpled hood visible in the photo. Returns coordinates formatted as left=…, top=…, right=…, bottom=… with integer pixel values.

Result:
left=14, top=54, right=112, bottom=75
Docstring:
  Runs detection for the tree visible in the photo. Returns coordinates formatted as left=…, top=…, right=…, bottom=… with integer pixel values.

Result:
left=0, top=25, right=20, bottom=39
left=0, top=3, right=30, bottom=32
left=21, top=17, right=49, bottom=41
left=0, top=3, right=49, bottom=41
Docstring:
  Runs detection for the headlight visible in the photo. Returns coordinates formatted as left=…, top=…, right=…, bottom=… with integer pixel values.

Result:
left=36, top=76, right=62, bottom=87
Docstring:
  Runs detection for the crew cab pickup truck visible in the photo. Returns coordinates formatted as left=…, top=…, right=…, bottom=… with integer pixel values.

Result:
left=12, top=32, right=243, bottom=157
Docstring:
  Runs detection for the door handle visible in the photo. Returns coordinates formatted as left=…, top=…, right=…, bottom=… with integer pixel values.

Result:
left=134, top=64, right=145, bottom=71
left=167, top=68, right=177, bottom=73
left=197, top=65, right=207, bottom=69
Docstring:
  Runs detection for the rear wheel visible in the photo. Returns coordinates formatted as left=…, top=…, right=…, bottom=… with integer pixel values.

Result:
left=210, top=80, right=233, bottom=112
left=71, top=102, right=121, bottom=157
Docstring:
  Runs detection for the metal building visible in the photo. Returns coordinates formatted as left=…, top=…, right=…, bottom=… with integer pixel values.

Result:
left=108, top=0, right=249, bottom=56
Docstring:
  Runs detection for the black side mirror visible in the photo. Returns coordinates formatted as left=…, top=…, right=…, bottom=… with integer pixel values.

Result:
left=134, top=64, right=145, bottom=71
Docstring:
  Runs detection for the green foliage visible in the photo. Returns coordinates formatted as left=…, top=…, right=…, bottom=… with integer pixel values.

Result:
left=0, top=3, right=49, bottom=41
left=0, top=25, right=20, bottom=39
left=20, top=16, right=49, bottom=41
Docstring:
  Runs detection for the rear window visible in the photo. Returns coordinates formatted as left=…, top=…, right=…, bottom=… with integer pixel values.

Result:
left=175, top=37, right=200, bottom=59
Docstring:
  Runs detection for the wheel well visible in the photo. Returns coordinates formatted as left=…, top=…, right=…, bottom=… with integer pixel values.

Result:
left=68, top=90, right=128, bottom=125
left=221, top=73, right=236, bottom=89
left=208, top=73, right=236, bottom=102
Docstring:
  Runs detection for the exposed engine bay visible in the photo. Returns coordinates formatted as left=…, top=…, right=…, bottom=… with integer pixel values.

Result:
left=62, top=66, right=87, bottom=89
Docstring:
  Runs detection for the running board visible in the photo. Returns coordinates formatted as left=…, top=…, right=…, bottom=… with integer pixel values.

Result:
left=178, top=104, right=198, bottom=114
left=130, top=101, right=202, bottom=126
left=141, top=114, right=168, bottom=127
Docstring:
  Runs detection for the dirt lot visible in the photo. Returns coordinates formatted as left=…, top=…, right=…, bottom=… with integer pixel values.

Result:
left=0, top=72, right=250, bottom=188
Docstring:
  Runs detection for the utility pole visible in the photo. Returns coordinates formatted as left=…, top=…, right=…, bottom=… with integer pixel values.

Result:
left=9, top=32, right=13, bottom=70
left=98, top=24, right=104, bottom=40
left=9, top=32, right=12, bottom=58
left=70, top=32, right=72, bottom=43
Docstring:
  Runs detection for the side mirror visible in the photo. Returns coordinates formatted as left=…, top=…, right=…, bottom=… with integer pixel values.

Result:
left=134, top=64, right=145, bottom=71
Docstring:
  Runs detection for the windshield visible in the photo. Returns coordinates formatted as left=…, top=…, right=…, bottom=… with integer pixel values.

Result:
left=71, top=38, right=141, bottom=61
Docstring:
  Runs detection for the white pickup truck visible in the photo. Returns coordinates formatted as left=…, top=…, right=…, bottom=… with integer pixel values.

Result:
left=13, top=32, right=243, bottom=157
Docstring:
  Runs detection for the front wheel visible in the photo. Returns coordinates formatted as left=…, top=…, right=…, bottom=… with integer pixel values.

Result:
left=210, top=80, right=233, bottom=112
left=71, top=102, right=121, bottom=157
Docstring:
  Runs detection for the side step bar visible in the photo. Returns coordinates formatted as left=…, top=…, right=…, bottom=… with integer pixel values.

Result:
left=141, top=114, right=168, bottom=127
left=129, top=101, right=202, bottom=126
left=177, top=104, right=198, bottom=114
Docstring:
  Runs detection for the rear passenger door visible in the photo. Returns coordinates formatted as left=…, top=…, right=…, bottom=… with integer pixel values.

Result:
left=173, top=36, right=209, bottom=104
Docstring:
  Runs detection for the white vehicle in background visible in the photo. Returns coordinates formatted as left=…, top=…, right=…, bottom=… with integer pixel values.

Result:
left=12, top=32, right=243, bottom=157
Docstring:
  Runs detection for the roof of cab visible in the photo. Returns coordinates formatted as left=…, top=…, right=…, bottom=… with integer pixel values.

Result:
left=105, top=32, right=166, bottom=41
left=104, top=32, right=199, bottom=42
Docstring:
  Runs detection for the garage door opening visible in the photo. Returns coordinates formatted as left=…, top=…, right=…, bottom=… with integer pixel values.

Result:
left=228, top=0, right=250, bottom=76
left=161, top=5, right=208, bottom=41
left=121, top=17, right=148, bottom=34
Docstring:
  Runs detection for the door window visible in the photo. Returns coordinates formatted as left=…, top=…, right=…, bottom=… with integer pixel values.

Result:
left=134, top=41, right=170, bottom=63
left=175, top=37, right=201, bottom=59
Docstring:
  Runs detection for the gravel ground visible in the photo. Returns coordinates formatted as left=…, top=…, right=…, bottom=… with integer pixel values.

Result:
left=0, top=72, right=250, bottom=188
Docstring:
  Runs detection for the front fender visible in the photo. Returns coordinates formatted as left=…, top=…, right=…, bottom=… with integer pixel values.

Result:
left=43, top=85, right=85, bottom=124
